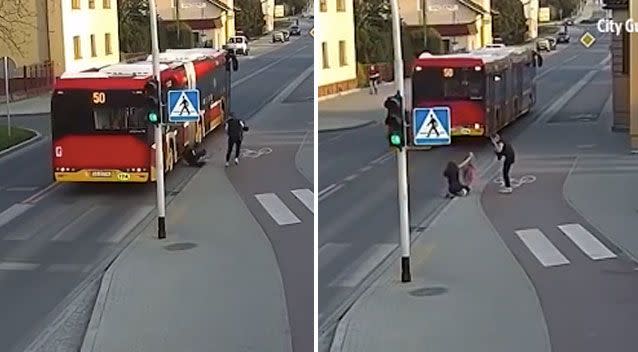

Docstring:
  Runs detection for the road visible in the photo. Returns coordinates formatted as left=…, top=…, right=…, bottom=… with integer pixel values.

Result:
left=318, top=22, right=624, bottom=349
left=0, top=21, right=313, bottom=352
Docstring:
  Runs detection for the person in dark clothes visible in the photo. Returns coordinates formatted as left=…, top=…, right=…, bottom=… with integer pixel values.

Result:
left=225, top=113, right=248, bottom=167
left=183, top=146, right=207, bottom=167
left=490, top=133, right=516, bottom=193
left=443, top=152, right=474, bottom=198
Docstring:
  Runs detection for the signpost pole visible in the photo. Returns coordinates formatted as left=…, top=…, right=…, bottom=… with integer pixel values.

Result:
left=149, top=0, right=167, bottom=239
left=390, top=0, right=411, bottom=283
left=4, top=57, right=11, bottom=138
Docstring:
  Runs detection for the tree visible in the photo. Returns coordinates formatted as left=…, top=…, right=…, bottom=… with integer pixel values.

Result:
left=0, top=0, right=36, bottom=57
left=353, top=0, right=393, bottom=64
left=235, top=0, right=265, bottom=38
left=118, top=0, right=152, bottom=53
left=492, top=0, right=527, bottom=45
left=277, top=0, right=306, bottom=15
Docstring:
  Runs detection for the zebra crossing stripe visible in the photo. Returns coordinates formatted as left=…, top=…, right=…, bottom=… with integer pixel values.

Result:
left=255, top=193, right=301, bottom=225
left=515, top=229, right=570, bottom=267
left=557, top=224, right=616, bottom=260
left=291, top=189, right=314, bottom=213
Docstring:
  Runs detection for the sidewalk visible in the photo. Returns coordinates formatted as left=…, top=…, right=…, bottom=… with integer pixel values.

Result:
left=330, top=175, right=551, bottom=352
left=81, top=162, right=292, bottom=351
left=0, top=93, right=51, bottom=116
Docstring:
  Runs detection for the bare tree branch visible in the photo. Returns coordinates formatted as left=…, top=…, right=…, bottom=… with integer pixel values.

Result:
left=0, top=0, right=37, bottom=57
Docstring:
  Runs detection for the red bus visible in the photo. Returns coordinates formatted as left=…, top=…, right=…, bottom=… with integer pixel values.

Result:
left=51, top=48, right=231, bottom=183
left=410, top=46, right=542, bottom=141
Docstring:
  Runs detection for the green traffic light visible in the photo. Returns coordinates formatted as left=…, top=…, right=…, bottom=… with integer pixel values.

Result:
left=148, top=112, right=158, bottom=123
left=390, top=133, right=402, bottom=146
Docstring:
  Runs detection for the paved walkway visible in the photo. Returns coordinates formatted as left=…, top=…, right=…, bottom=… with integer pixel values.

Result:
left=81, top=162, right=292, bottom=352
left=0, top=94, right=51, bottom=116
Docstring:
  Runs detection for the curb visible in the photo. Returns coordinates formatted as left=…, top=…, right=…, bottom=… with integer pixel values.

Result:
left=318, top=120, right=376, bottom=133
left=78, top=261, right=116, bottom=352
left=0, top=127, right=42, bottom=159
left=318, top=82, right=393, bottom=102
left=0, top=111, right=50, bottom=118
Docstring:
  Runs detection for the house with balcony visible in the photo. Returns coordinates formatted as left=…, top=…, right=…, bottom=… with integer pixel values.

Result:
left=602, top=0, right=638, bottom=150
left=399, top=0, right=494, bottom=53
left=156, top=0, right=236, bottom=49
left=317, top=0, right=357, bottom=97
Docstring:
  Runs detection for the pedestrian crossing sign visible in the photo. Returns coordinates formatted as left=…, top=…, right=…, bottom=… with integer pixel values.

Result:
left=168, top=89, right=201, bottom=123
left=412, top=107, right=451, bottom=146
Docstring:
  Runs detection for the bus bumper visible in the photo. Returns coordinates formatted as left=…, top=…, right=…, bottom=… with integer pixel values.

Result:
left=451, top=127, right=485, bottom=137
left=54, top=170, right=149, bottom=183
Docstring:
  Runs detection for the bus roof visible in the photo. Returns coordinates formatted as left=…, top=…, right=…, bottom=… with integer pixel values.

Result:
left=416, top=45, right=532, bottom=66
left=55, top=48, right=225, bottom=91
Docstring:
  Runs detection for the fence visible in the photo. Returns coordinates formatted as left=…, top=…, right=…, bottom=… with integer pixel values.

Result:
left=0, top=61, right=55, bottom=102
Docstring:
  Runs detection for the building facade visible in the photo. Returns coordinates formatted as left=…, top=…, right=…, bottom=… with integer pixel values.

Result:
left=521, top=0, right=539, bottom=40
left=262, top=0, right=275, bottom=32
left=399, top=0, right=493, bottom=52
left=317, top=0, right=357, bottom=97
left=47, top=0, right=120, bottom=76
left=156, top=0, right=236, bottom=49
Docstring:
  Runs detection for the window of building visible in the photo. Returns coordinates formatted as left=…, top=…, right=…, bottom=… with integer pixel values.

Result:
left=339, top=40, right=347, bottom=66
left=622, top=30, right=629, bottom=74
left=90, top=35, right=97, bottom=57
left=89, top=0, right=95, bottom=8
left=73, top=36, right=82, bottom=59
left=337, top=0, right=345, bottom=12
left=105, top=33, right=112, bottom=55
left=320, top=0, right=327, bottom=12
left=322, top=42, right=329, bottom=69
left=72, top=0, right=80, bottom=9
left=103, top=0, right=111, bottom=8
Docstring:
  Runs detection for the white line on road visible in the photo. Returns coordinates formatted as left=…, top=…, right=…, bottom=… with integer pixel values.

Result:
left=255, top=193, right=301, bottom=225
left=557, top=224, right=617, bottom=260
left=51, top=205, right=101, bottom=242
left=46, top=264, right=90, bottom=273
left=5, top=203, right=72, bottom=240
left=0, top=203, right=32, bottom=228
left=319, top=184, right=337, bottom=197
left=101, top=205, right=154, bottom=243
left=515, top=229, right=570, bottom=267
left=291, top=189, right=314, bottom=213
left=537, top=70, right=599, bottom=124
left=329, top=243, right=397, bottom=288
left=231, top=44, right=310, bottom=88
left=5, top=186, right=39, bottom=192
left=370, top=153, right=392, bottom=165
left=343, top=174, right=358, bottom=182
left=318, top=242, right=350, bottom=270
left=359, top=165, right=373, bottom=173
left=0, top=262, right=39, bottom=271
left=22, top=182, right=59, bottom=204
left=318, top=184, right=343, bottom=202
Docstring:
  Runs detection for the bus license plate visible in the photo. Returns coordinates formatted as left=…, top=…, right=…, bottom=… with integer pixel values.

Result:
left=91, top=171, right=112, bottom=177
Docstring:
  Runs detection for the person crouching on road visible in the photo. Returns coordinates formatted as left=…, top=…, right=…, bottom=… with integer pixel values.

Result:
left=490, top=133, right=515, bottom=194
left=225, top=113, right=249, bottom=167
left=444, top=152, right=474, bottom=198
left=183, top=145, right=207, bottom=167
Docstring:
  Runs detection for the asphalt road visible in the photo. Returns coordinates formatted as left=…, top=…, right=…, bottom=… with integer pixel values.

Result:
left=0, top=21, right=313, bottom=352
left=318, top=22, right=617, bottom=348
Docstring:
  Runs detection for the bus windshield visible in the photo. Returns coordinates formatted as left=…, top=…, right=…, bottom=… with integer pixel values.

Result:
left=412, top=67, right=485, bottom=103
left=52, top=90, right=149, bottom=135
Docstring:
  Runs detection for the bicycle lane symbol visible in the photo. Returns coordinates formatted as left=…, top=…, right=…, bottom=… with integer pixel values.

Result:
left=240, top=147, right=272, bottom=159
left=493, top=175, right=537, bottom=189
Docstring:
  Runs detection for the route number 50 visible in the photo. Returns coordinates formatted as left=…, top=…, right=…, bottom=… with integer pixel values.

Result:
left=92, top=92, right=106, bottom=104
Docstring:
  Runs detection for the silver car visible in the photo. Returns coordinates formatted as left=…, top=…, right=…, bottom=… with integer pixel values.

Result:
left=272, top=31, right=285, bottom=43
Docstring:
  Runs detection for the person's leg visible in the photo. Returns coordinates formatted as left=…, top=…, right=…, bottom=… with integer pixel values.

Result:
left=501, top=160, right=513, bottom=192
left=369, top=80, right=374, bottom=94
left=225, top=138, right=233, bottom=164
left=234, top=139, right=242, bottom=159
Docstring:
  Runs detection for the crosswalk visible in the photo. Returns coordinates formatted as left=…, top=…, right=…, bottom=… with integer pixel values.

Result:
left=254, top=188, right=313, bottom=226
left=515, top=223, right=617, bottom=268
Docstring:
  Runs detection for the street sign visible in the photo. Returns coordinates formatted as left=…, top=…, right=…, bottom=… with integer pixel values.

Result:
left=167, top=89, right=200, bottom=122
left=412, top=107, right=451, bottom=146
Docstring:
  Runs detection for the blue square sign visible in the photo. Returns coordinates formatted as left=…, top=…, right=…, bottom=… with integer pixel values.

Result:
left=412, top=107, right=451, bottom=146
left=167, top=89, right=201, bottom=123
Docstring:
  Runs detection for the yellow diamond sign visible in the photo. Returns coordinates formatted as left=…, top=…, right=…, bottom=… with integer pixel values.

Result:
left=580, top=32, right=596, bottom=48
left=310, top=28, right=314, bottom=37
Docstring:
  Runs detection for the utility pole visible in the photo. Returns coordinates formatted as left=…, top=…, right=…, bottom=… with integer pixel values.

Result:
left=390, top=0, right=411, bottom=283
left=3, top=57, right=11, bottom=138
left=421, top=0, right=427, bottom=50
left=149, top=0, right=167, bottom=239
left=175, top=0, right=181, bottom=44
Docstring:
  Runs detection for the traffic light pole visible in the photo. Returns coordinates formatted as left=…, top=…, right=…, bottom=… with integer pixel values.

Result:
left=390, top=0, right=411, bottom=282
left=149, top=0, right=167, bottom=239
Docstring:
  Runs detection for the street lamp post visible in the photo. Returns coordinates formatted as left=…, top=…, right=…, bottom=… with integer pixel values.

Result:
left=389, top=0, right=411, bottom=283
left=149, top=0, right=168, bottom=239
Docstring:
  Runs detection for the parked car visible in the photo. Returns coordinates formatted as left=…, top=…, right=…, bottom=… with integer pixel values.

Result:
left=547, top=37, right=557, bottom=50
left=272, top=31, right=285, bottom=43
left=536, top=37, right=556, bottom=51
left=557, top=31, right=570, bottom=43
left=290, top=25, right=301, bottom=36
left=225, top=36, right=249, bottom=55
left=564, top=19, right=574, bottom=26
left=282, top=30, right=290, bottom=41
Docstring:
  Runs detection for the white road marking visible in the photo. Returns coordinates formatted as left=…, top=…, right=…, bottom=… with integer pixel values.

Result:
left=370, top=153, right=392, bottom=164
left=359, top=165, right=373, bottom=172
left=46, top=264, right=90, bottom=273
left=318, top=242, right=350, bottom=270
left=291, top=189, right=314, bottom=213
left=5, top=186, right=39, bottom=192
left=318, top=184, right=344, bottom=202
left=101, top=206, right=154, bottom=243
left=22, top=182, right=59, bottom=204
left=515, top=229, right=570, bottom=267
left=557, top=224, right=617, bottom=260
left=51, top=206, right=101, bottom=242
left=5, top=204, right=72, bottom=240
left=329, top=243, right=397, bottom=288
left=319, top=184, right=336, bottom=197
left=0, top=262, right=39, bottom=271
left=0, top=203, right=32, bottom=228
left=343, top=174, right=358, bottom=182
left=255, top=193, right=301, bottom=225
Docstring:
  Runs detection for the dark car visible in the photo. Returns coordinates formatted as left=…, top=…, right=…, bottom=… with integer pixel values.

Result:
left=557, top=31, right=570, bottom=43
left=290, top=25, right=301, bottom=36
